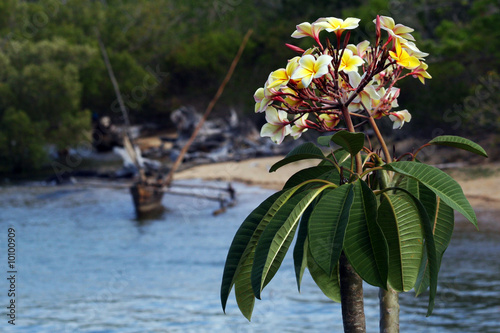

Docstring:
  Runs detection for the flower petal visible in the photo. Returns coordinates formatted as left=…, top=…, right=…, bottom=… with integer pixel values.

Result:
left=342, top=17, right=361, bottom=30
left=291, top=67, right=312, bottom=81
left=254, top=87, right=265, bottom=103
left=267, top=68, right=289, bottom=89
left=300, top=75, right=313, bottom=88
left=389, top=110, right=411, bottom=129
left=264, top=106, right=279, bottom=124
left=315, top=54, right=333, bottom=68
left=291, top=22, right=313, bottom=38
left=260, top=123, right=280, bottom=137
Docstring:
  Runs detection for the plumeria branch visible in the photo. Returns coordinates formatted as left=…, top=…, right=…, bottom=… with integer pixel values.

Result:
left=258, top=14, right=430, bottom=142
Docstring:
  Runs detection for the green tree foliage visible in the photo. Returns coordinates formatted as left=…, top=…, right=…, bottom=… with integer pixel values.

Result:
left=352, top=0, right=500, bottom=136
left=0, top=108, right=46, bottom=173
left=430, top=0, right=500, bottom=135
left=222, top=134, right=487, bottom=326
left=1, top=39, right=92, bottom=134
left=0, top=38, right=94, bottom=171
left=0, top=0, right=499, bottom=173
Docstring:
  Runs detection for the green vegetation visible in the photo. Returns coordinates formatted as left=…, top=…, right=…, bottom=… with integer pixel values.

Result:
left=222, top=132, right=487, bottom=330
left=0, top=0, right=499, bottom=173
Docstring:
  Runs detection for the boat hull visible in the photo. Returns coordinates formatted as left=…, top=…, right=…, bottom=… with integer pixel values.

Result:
left=130, top=183, right=164, bottom=215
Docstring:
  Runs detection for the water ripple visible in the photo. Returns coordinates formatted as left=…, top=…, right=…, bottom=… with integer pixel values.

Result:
left=1, top=181, right=499, bottom=332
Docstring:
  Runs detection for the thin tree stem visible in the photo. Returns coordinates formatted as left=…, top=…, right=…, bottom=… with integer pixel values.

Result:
left=340, top=253, right=366, bottom=333
left=373, top=147, right=399, bottom=333
left=341, top=106, right=363, bottom=172
left=339, top=106, right=366, bottom=333
left=379, top=287, right=399, bottom=333
left=368, top=117, right=392, bottom=163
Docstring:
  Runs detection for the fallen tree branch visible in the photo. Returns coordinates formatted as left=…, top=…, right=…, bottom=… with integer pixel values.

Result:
left=163, top=29, right=253, bottom=186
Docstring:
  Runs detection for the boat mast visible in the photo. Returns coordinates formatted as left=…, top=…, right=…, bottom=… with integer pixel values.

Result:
left=96, top=29, right=146, bottom=182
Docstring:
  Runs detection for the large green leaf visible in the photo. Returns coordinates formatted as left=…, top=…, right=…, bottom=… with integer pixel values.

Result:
left=381, top=182, right=441, bottom=314
left=377, top=193, right=424, bottom=292
left=428, top=135, right=488, bottom=157
left=221, top=182, right=310, bottom=313
left=308, top=184, right=354, bottom=276
left=251, top=186, right=332, bottom=298
left=294, top=236, right=309, bottom=292
left=226, top=186, right=308, bottom=319
left=317, top=130, right=365, bottom=156
left=307, top=247, right=341, bottom=302
left=396, top=174, right=419, bottom=196
left=396, top=188, right=439, bottom=316
left=332, top=130, right=365, bottom=156
left=414, top=186, right=454, bottom=297
left=269, top=142, right=326, bottom=172
left=318, top=149, right=352, bottom=172
left=383, top=161, right=477, bottom=227
left=283, top=165, right=339, bottom=189
left=234, top=253, right=256, bottom=320
left=220, top=191, right=282, bottom=312
left=293, top=203, right=314, bottom=292
left=317, top=135, right=335, bottom=147
left=344, top=180, right=388, bottom=288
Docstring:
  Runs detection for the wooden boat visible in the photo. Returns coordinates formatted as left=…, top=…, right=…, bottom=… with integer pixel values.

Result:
left=97, top=36, right=167, bottom=216
left=130, top=181, right=164, bottom=215
left=97, top=29, right=249, bottom=217
left=122, top=133, right=167, bottom=215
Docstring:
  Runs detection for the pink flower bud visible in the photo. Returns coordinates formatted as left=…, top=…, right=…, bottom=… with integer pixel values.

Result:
left=272, top=96, right=285, bottom=103
left=285, top=43, right=305, bottom=54
left=375, top=15, right=381, bottom=43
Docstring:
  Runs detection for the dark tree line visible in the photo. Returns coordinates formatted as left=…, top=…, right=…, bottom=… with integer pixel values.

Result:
left=0, top=0, right=498, bottom=172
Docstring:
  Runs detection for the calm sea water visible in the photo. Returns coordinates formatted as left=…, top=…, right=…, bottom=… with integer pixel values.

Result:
left=0, top=179, right=499, bottom=332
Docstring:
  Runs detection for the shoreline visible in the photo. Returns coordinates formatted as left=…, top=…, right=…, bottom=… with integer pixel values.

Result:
left=175, top=156, right=500, bottom=231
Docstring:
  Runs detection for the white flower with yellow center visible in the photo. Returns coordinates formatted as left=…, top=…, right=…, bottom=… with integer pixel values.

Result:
left=389, top=110, right=412, bottom=129
left=260, top=106, right=292, bottom=144
left=339, top=49, right=364, bottom=73
left=315, top=17, right=360, bottom=37
left=291, top=54, right=333, bottom=88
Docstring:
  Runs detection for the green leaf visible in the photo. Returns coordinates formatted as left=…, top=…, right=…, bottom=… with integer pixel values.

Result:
left=331, top=130, right=365, bottom=156
left=331, top=149, right=352, bottom=167
left=428, top=135, right=488, bottom=157
left=294, top=236, right=309, bottom=292
left=269, top=142, right=325, bottom=172
left=234, top=256, right=256, bottom=320
left=220, top=191, right=282, bottom=312
left=377, top=193, right=424, bottom=292
left=383, top=161, right=477, bottom=227
left=307, top=247, right=341, bottom=302
left=283, top=166, right=339, bottom=189
left=414, top=187, right=454, bottom=298
left=344, top=180, right=388, bottom=288
left=319, top=148, right=369, bottom=172
left=399, top=176, right=420, bottom=196
left=228, top=187, right=304, bottom=319
left=397, top=188, right=439, bottom=316
left=293, top=203, right=314, bottom=292
left=308, top=184, right=354, bottom=276
left=317, top=135, right=334, bottom=147
left=251, top=186, right=331, bottom=298
left=380, top=183, right=441, bottom=314
left=221, top=183, right=309, bottom=316
left=317, top=131, right=365, bottom=157
left=318, top=150, right=351, bottom=178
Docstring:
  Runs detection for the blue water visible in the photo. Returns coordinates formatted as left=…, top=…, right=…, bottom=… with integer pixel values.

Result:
left=0, top=180, right=499, bottom=332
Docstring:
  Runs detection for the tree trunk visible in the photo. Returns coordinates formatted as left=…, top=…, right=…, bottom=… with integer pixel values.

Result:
left=339, top=252, right=366, bottom=333
left=379, top=287, right=399, bottom=333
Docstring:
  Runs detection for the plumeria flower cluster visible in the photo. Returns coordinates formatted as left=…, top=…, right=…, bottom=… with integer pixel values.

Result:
left=256, top=15, right=431, bottom=144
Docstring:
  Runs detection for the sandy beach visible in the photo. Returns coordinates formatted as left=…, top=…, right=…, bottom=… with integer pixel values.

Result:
left=175, top=156, right=500, bottom=231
